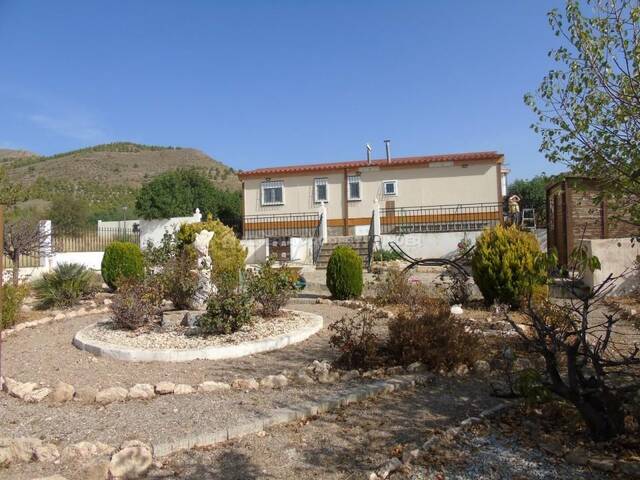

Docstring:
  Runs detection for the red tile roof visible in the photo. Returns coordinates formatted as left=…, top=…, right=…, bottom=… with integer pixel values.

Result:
left=237, top=151, right=503, bottom=178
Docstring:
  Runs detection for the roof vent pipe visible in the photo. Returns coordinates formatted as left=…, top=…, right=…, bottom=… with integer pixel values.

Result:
left=366, top=144, right=372, bottom=164
left=384, top=139, right=391, bottom=164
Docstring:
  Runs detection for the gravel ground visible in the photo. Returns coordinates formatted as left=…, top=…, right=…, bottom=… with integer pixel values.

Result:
left=83, top=309, right=314, bottom=349
left=2, top=303, right=347, bottom=388
left=3, top=377, right=501, bottom=480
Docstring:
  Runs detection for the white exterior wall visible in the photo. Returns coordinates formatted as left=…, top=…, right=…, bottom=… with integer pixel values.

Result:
left=584, top=237, right=640, bottom=295
left=380, top=231, right=483, bottom=260
left=241, top=238, right=268, bottom=264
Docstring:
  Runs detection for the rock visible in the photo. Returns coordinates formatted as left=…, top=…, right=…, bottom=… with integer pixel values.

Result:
left=455, top=364, right=470, bottom=376
left=589, top=457, right=616, bottom=472
left=34, top=443, right=60, bottom=462
left=52, top=382, right=75, bottom=403
left=564, top=447, right=588, bottom=466
left=24, top=387, right=51, bottom=403
left=406, top=362, right=423, bottom=372
left=473, top=360, right=491, bottom=375
left=174, top=384, right=195, bottom=395
left=309, top=360, right=331, bottom=377
left=619, top=460, right=640, bottom=478
left=341, top=370, right=360, bottom=381
left=96, top=387, right=128, bottom=405
left=402, top=448, right=420, bottom=464
left=128, top=384, right=155, bottom=400
left=315, top=298, right=332, bottom=304
left=79, top=458, right=111, bottom=480
left=368, top=473, right=381, bottom=480
left=259, top=374, right=288, bottom=389
left=54, top=313, right=66, bottom=320
left=198, top=381, right=231, bottom=393
left=32, top=476, right=69, bottom=480
left=75, top=386, right=98, bottom=403
left=514, top=358, right=533, bottom=371
left=378, top=457, right=402, bottom=479
left=103, top=298, right=112, bottom=305
left=293, top=371, right=315, bottom=385
left=181, top=311, right=200, bottom=328
left=120, top=440, right=153, bottom=453
left=317, top=371, right=340, bottom=384
left=0, top=447, right=12, bottom=466
left=155, top=382, right=175, bottom=395
left=10, top=437, right=42, bottom=462
left=386, top=366, right=405, bottom=375
left=450, top=305, right=464, bottom=315
left=4, top=377, right=38, bottom=399
left=95, top=442, right=116, bottom=456
left=109, top=444, right=153, bottom=479
left=62, top=441, right=98, bottom=461
left=231, top=378, right=259, bottom=390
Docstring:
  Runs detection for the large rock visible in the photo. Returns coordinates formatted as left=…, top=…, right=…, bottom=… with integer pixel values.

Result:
left=231, top=378, right=259, bottom=390
left=4, top=377, right=38, bottom=399
left=128, top=384, right=155, bottom=400
left=79, top=457, right=111, bottom=480
left=52, top=382, right=75, bottom=403
left=154, top=382, right=175, bottom=395
left=34, top=443, right=60, bottom=463
left=473, top=360, right=491, bottom=375
left=173, top=384, right=195, bottom=395
left=199, top=381, right=230, bottom=393
left=109, top=443, right=153, bottom=479
left=293, top=371, right=315, bottom=385
left=25, top=387, right=52, bottom=403
left=62, top=441, right=98, bottom=461
left=0, top=447, right=12, bottom=466
left=96, top=387, right=128, bottom=405
left=8, top=437, right=42, bottom=463
left=75, top=386, right=98, bottom=403
left=259, top=375, right=288, bottom=389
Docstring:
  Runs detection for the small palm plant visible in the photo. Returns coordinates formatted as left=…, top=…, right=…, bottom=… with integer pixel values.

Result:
left=33, top=262, right=100, bottom=309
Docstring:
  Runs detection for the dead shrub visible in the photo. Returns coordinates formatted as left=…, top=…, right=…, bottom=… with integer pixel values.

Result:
left=110, top=276, right=164, bottom=330
left=329, top=306, right=380, bottom=369
left=387, top=296, right=480, bottom=371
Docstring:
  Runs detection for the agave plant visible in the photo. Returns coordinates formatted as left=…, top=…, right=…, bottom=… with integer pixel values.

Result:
left=33, top=262, right=100, bottom=309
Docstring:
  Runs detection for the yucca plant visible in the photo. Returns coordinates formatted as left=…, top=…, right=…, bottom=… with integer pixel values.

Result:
left=33, top=262, right=100, bottom=309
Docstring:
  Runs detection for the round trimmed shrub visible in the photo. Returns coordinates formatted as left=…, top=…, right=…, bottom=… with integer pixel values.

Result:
left=326, top=246, right=363, bottom=300
left=101, top=241, right=145, bottom=290
left=471, top=225, right=546, bottom=307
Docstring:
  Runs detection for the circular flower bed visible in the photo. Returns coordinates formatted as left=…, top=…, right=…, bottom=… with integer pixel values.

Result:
left=73, top=309, right=323, bottom=362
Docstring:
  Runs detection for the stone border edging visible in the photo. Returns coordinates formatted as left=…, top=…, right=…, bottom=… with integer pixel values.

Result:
left=72, top=310, right=323, bottom=362
left=1, top=304, right=110, bottom=340
left=152, top=373, right=430, bottom=457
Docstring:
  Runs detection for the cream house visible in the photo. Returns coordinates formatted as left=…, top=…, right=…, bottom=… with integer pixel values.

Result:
left=238, top=150, right=505, bottom=264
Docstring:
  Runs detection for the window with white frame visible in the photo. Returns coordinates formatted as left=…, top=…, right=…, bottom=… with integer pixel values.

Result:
left=347, top=175, right=361, bottom=201
left=314, top=178, right=328, bottom=203
left=383, top=180, right=398, bottom=196
left=261, top=180, right=284, bottom=206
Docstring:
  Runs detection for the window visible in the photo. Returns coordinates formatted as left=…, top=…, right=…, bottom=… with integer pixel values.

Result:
left=261, top=180, right=284, bottom=206
left=314, top=178, right=328, bottom=203
left=383, top=180, right=398, bottom=196
left=347, top=175, right=361, bottom=201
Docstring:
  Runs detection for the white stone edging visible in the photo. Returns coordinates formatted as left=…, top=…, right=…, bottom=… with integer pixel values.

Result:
left=72, top=310, right=323, bottom=362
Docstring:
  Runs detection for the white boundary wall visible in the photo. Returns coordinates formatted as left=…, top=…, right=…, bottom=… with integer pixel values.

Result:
left=380, top=232, right=483, bottom=259
left=138, top=210, right=202, bottom=247
left=584, top=237, right=640, bottom=295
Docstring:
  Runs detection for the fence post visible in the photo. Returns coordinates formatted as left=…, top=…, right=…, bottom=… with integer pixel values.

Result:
left=319, top=203, right=328, bottom=243
left=39, top=220, right=52, bottom=268
left=193, top=208, right=202, bottom=222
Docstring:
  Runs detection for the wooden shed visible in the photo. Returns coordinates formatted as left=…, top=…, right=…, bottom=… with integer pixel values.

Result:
left=546, top=176, right=638, bottom=266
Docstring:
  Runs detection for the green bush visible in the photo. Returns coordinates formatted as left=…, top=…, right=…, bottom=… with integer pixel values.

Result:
left=246, top=257, right=297, bottom=317
left=161, top=246, right=199, bottom=309
left=101, top=241, right=145, bottom=290
left=471, top=225, right=546, bottom=307
left=33, top=263, right=100, bottom=309
left=1, top=283, right=29, bottom=330
left=177, top=219, right=246, bottom=287
left=199, top=289, right=254, bottom=334
left=372, top=249, right=401, bottom=262
left=110, top=276, right=165, bottom=330
left=326, top=246, right=363, bottom=300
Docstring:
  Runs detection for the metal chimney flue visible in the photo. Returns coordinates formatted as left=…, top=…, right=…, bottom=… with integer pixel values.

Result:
left=366, top=144, right=372, bottom=164
left=384, top=139, right=391, bottom=163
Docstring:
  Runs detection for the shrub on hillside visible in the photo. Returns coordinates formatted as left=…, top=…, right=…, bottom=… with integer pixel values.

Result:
left=471, top=225, right=546, bottom=307
left=1, top=283, right=29, bottom=330
left=161, top=246, right=199, bottom=309
left=199, top=289, right=254, bottom=335
left=101, top=241, right=145, bottom=290
left=387, top=296, right=480, bottom=371
left=326, top=246, right=363, bottom=300
left=110, top=276, right=164, bottom=330
left=177, top=219, right=246, bottom=288
left=245, top=257, right=297, bottom=317
left=329, top=306, right=380, bottom=369
left=33, top=262, right=100, bottom=309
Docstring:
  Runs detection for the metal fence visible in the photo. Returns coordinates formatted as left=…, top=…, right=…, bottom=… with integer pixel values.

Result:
left=380, top=202, right=503, bottom=234
left=242, top=212, right=321, bottom=240
left=53, top=227, right=140, bottom=252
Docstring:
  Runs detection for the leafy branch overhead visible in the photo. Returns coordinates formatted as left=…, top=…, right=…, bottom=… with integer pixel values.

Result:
left=526, top=0, right=640, bottom=225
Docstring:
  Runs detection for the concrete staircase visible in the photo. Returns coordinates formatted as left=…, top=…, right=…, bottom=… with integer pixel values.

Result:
left=315, top=235, right=369, bottom=269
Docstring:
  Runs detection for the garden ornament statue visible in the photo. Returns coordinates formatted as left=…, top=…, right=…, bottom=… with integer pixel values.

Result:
left=191, top=229, right=217, bottom=309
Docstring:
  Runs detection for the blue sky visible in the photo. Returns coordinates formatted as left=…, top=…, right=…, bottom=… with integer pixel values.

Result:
left=0, top=0, right=564, bottom=181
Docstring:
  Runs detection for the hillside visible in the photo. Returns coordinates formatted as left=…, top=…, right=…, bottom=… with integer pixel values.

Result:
left=0, top=148, right=38, bottom=161
left=7, top=142, right=240, bottom=190
left=6, top=142, right=240, bottom=222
